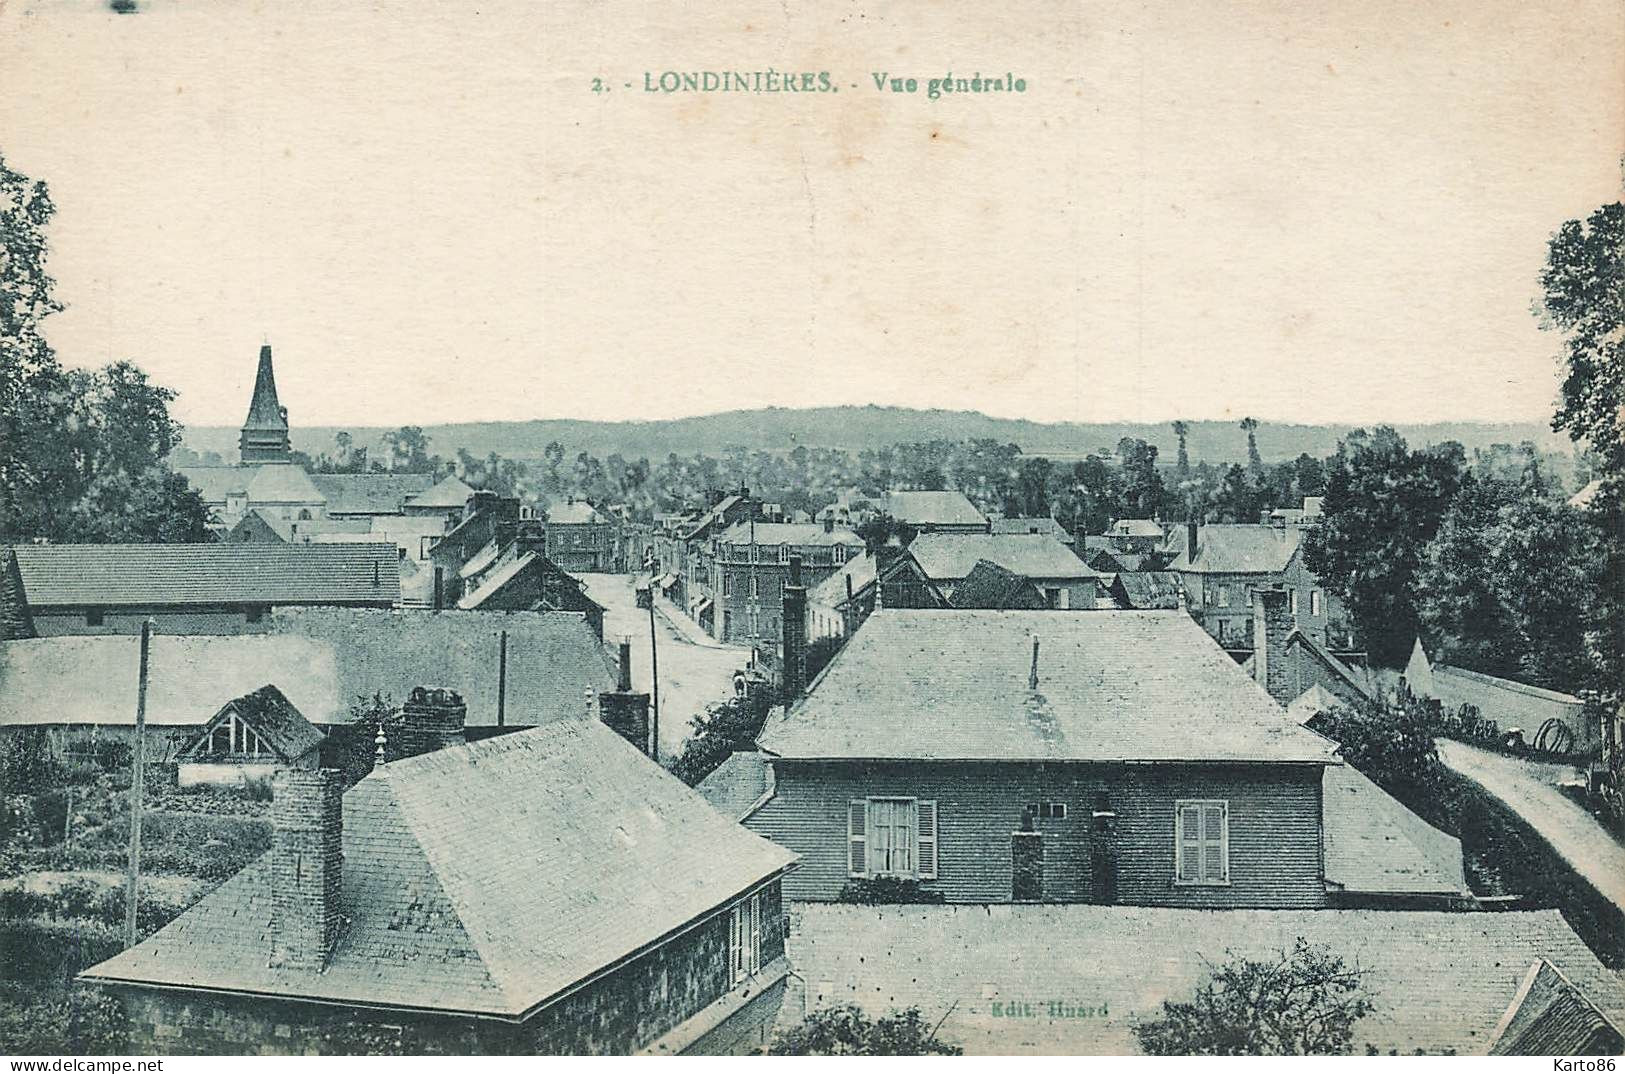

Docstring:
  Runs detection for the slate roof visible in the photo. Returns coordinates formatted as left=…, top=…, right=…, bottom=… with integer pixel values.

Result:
left=544, top=500, right=608, bottom=525
left=808, top=553, right=878, bottom=608
left=0, top=609, right=616, bottom=730
left=1322, top=764, right=1469, bottom=898
left=1286, top=682, right=1342, bottom=724
left=714, top=522, right=865, bottom=548
left=906, top=533, right=1101, bottom=582
left=681, top=494, right=745, bottom=540
left=83, top=721, right=798, bottom=1018
left=880, top=490, right=987, bottom=528
left=757, top=610, right=1337, bottom=763
left=990, top=516, right=1068, bottom=539
left=457, top=552, right=537, bottom=609
left=242, top=345, right=288, bottom=430
left=310, top=473, right=435, bottom=515
left=244, top=465, right=326, bottom=505
left=9, top=543, right=400, bottom=607
left=182, top=684, right=325, bottom=762
left=1164, top=523, right=1302, bottom=574
left=947, top=560, right=1045, bottom=610
left=696, top=751, right=775, bottom=820
left=1110, top=570, right=1184, bottom=609
left=404, top=474, right=475, bottom=510
left=178, top=465, right=253, bottom=503
left=1489, top=960, right=1624, bottom=1056
left=785, top=905, right=1625, bottom=1055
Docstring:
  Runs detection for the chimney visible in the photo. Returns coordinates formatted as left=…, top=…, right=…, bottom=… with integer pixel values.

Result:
left=270, top=768, right=344, bottom=970
left=1186, top=520, right=1199, bottom=561
left=1250, top=587, right=1294, bottom=705
left=1029, top=635, right=1041, bottom=691
left=515, top=520, right=546, bottom=556
left=432, top=567, right=445, bottom=612
left=823, top=516, right=834, bottom=534
left=843, top=572, right=857, bottom=637
left=600, top=636, right=652, bottom=757
left=617, top=636, right=633, bottom=692
left=782, top=554, right=808, bottom=698
left=397, top=687, right=467, bottom=758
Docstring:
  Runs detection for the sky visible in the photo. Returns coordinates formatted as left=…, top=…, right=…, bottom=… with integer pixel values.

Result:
left=1, top=0, right=1620, bottom=429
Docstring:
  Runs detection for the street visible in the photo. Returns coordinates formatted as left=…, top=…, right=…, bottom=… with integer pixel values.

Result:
left=577, top=572, right=756, bottom=761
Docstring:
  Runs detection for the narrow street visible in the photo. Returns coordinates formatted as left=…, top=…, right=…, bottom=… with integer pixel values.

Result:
left=576, top=573, right=755, bottom=761
left=1437, top=738, right=1625, bottom=914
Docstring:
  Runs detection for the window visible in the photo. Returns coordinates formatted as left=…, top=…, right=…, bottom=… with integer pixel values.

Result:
left=85, top=608, right=105, bottom=627
left=849, top=798, right=938, bottom=879
left=1024, top=802, right=1068, bottom=820
left=750, top=575, right=760, bottom=599
left=1288, top=588, right=1299, bottom=616
left=727, top=890, right=764, bottom=986
left=1310, top=590, right=1323, bottom=616
left=1175, top=800, right=1229, bottom=885
left=778, top=543, right=791, bottom=564
left=1216, top=585, right=1231, bottom=608
left=833, top=543, right=848, bottom=564
left=245, top=605, right=266, bottom=624
left=721, top=573, right=731, bottom=597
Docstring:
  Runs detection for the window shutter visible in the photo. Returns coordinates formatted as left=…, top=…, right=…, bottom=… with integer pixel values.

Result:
left=1202, top=803, right=1226, bottom=883
left=1177, top=804, right=1201, bottom=882
left=916, top=800, right=938, bottom=880
left=848, top=800, right=867, bottom=877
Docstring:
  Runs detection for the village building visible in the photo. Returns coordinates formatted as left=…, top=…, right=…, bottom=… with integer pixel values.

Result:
left=705, top=521, right=864, bottom=644
left=805, top=551, right=879, bottom=642
left=780, top=904, right=1625, bottom=1055
left=427, top=491, right=522, bottom=604
left=877, top=533, right=1107, bottom=611
left=456, top=522, right=607, bottom=638
left=877, top=490, right=989, bottom=534
left=541, top=499, right=618, bottom=572
left=1163, top=521, right=1348, bottom=653
left=81, top=719, right=799, bottom=1055
left=677, top=490, right=761, bottom=630
left=175, top=685, right=324, bottom=789
left=1, top=542, right=400, bottom=636
left=1106, top=570, right=1185, bottom=610
left=726, top=608, right=1468, bottom=908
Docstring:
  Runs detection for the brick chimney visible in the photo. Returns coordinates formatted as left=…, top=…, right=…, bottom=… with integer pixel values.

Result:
left=515, top=519, right=546, bottom=557
left=270, top=768, right=344, bottom=970
left=823, top=516, right=834, bottom=534
left=599, top=636, right=652, bottom=755
left=397, top=686, right=467, bottom=758
left=782, top=554, right=808, bottom=698
left=1250, top=587, right=1294, bottom=705
left=1186, top=520, right=1199, bottom=562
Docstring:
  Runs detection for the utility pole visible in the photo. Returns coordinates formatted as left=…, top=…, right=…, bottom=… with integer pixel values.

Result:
left=124, top=619, right=152, bottom=947
left=496, top=629, right=508, bottom=727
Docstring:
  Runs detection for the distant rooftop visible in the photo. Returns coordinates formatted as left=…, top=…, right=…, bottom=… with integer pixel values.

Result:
left=906, top=532, right=1101, bottom=582
left=1164, top=523, right=1303, bottom=574
left=880, top=490, right=987, bottom=528
left=715, top=521, right=863, bottom=548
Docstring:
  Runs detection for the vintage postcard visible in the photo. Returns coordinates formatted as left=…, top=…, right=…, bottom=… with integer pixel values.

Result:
left=0, top=0, right=1622, bottom=1061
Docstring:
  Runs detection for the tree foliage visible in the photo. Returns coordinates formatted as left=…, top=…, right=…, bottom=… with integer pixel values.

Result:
left=1133, top=940, right=1374, bottom=1056
left=770, top=1005, right=961, bottom=1056
left=666, top=688, right=773, bottom=786
left=1305, top=698, right=1444, bottom=798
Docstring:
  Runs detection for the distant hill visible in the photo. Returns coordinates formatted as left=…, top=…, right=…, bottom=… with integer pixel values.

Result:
left=178, top=406, right=1572, bottom=467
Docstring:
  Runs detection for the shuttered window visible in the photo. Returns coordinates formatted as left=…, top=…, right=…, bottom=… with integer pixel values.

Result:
left=1174, top=800, right=1229, bottom=885
left=849, top=798, right=938, bottom=880
left=727, top=891, right=764, bottom=986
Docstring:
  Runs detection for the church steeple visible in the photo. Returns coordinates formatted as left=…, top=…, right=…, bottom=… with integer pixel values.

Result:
left=239, top=344, right=293, bottom=465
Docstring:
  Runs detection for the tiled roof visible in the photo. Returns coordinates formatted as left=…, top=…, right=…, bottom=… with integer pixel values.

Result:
left=1111, top=571, right=1184, bottom=609
left=10, top=543, right=400, bottom=607
left=990, top=516, right=1067, bottom=539
left=715, top=522, right=864, bottom=548
left=757, top=610, right=1337, bottom=763
left=310, top=473, right=436, bottom=515
left=880, top=490, right=987, bottom=528
left=83, top=722, right=797, bottom=1017
left=785, top=905, right=1625, bottom=1055
left=1489, top=960, right=1625, bottom=1056
left=1322, top=764, right=1469, bottom=897
left=907, top=533, right=1101, bottom=582
left=0, top=609, right=616, bottom=730
left=544, top=500, right=608, bottom=525
left=404, top=474, right=475, bottom=510
left=1164, top=524, right=1302, bottom=574
left=808, top=553, right=878, bottom=607
left=696, top=751, right=774, bottom=820
left=183, top=684, right=326, bottom=762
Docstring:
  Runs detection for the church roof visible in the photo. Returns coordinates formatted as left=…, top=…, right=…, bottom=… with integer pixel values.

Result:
left=242, top=345, right=289, bottom=431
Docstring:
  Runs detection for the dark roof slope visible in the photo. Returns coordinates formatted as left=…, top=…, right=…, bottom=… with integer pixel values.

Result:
left=11, top=543, right=400, bottom=607
left=83, top=722, right=797, bottom=1018
left=1111, top=571, right=1185, bottom=609
left=1489, top=960, right=1625, bottom=1056
left=182, top=684, right=325, bottom=761
left=948, top=560, right=1045, bottom=610
left=758, top=610, right=1337, bottom=763
left=310, top=473, right=435, bottom=515
left=696, top=751, right=774, bottom=820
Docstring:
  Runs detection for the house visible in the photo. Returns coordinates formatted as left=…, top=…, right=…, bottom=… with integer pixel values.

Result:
left=878, top=490, right=988, bottom=534
left=679, top=490, right=760, bottom=629
left=81, top=720, right=799, bottom=1055
left=427, top=491, right=522, bottom=605
left=1243, top=589, right=1375, bottom=712
left=1163, top=521, right=1347, bottom=652
left=805, top=551, right=878, bottom=642
left=706, top=521, right=864, bottom=644
left=780, top=904, right=1625, bottom=1055
left=1105, top=517, right=1164, bottom=554
left=309, top=473, right=437, bottom=520
left=724, top=606, right=1467, bottom=908
left=0, top=608, right=617, bottom=759
left=400, top=473, right=477, bottom=518
left=1404, top=640, right=1596, bottom=752
left=542, top=499, right=617, bottom=572
left=878, top=533, right=1106, bottom=611
left=1268, top=495, right=1325, bottom=527
left=175, top=685, right=324, bottom=788
left=4, top=543, right=401, bottom=635
left=943, top=560, right=1046, bottom=610
left=457, top=522, right=607, bottom=639
left=1106, top=570, right=1184, bottom=611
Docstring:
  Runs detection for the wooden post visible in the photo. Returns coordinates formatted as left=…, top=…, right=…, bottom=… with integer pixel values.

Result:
left=496, top=629, right=508, bottom=727
left=124, top=619, right=152, bottom=947
left=647, top=592, right=660, bottom=764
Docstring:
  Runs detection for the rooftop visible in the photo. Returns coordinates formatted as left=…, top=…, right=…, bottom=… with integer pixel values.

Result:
left=757, top=610, right=1337, bottom=763
left=1322, top=764, right=1469, bottom=898
left=404, top=473, right=476, bottom=510
left=544, top=500, right=609, bottom=525
left=906, top=533, right=1101, bottom=582
left=808, top=552, right=878, bottom=607
left=182, top=684, right=325, bottom=762
left=989, top=516, right=1068, bottom=539
left=715, top=521, right=864, bottom=548
left=310, top=473, right=436, bottom=515
left=8, top=542, right=400, bottom=608
left=83, top=721, right=797, bottom=1019
left=696, top=750, right=775, bottom=820
left=785, top=905, right=1625, bottom=1055
left=1164, top=523, right=1303, bottom=575
left=880, top=490, right=987, bottom=528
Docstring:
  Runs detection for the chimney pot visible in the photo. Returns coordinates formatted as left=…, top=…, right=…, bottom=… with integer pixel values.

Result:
left=397, top=686, right=466, bottom=758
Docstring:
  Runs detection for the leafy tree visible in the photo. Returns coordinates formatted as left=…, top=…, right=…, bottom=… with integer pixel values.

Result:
left=1302, top=428, right=1465, bottom=666
left=1133, top=940, right=1374, bottom=1056
left=1209, top=464, right=1261, bottom=524
left=382, top=425, right=442, bottom=474
left=1240, top=416, right=1262, bottom=473
left=1305, top=699, right=1444, bottom=798
left=771, top=1005, right=961, bottom=1056
left=666, top=688, right=773, bottom=786
left=1172, top=420, right=1191, bottom=476
left=854, top=512, right=917, bottom=554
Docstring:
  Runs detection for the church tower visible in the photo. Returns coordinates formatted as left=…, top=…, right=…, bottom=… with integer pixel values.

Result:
left=239, top=344, right=293, bottom=465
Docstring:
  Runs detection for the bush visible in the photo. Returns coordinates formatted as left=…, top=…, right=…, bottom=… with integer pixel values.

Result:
left=836, top=877, right=945, bottom=905
left=0, top=729, right=62, bottom=794
left=1306, top=699, right=1443, bottom=797
left=0, top=982, right=129, bottom=1055
left=770, top=1005, right=960, bottom=1056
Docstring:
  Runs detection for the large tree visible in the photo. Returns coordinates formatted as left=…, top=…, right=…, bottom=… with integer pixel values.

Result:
left=1302, top=428, right=1465, bottom=667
